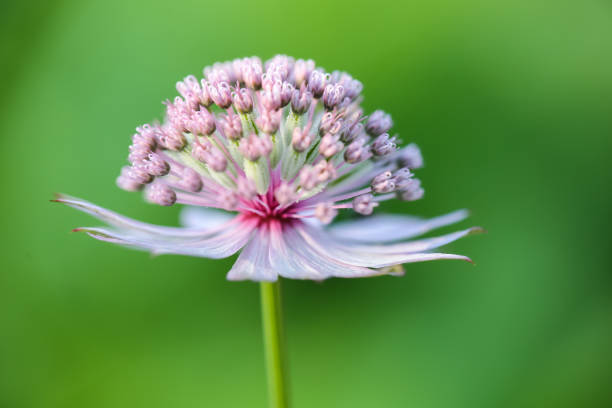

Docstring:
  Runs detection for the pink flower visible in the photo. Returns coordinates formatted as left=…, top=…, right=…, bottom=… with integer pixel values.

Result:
left=56, top=55, right=481, bottom=281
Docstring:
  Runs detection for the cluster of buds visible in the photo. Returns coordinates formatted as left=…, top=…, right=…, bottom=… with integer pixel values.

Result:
left=116, top=55, right=425, bottom=223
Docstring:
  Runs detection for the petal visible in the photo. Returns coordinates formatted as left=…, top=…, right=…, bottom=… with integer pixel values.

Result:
left=327, top=209, right=469, bottom=243
left=226, top=228, right=277, bottom=281
left=55, top=194, right=228, bottom=237
left=298, top=224, right=475, bottom=268
left=280, top=225, right=384, bottom=279
left=56, top=194, right=253, bottom=258
left=180, top=206, right=234, bottom=229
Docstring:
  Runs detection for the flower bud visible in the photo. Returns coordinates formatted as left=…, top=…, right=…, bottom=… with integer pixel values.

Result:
left=290, top=88, right=312, bottom=114
left=237, top=177, right=258, bottom=199
left=344, top=136, right=371, bottom=164
left=220, top=113, right=242, bottom=140
left=371, top=171, right=396, bottom=193
left=353, top=193, right=377, bottom=215
left=208, top=81, right=232, bottom=109
left=126, top=165, right=153, bottom=184
left=187, top=109, right=216, bottom=136
left=179, top=167, right=203, bottom=192
left=232, top=88, right=253, bottom=113
left=307, top=70, right=328, bottom=98
left=274, top=182, right=298, bottom=206
left=319, top=133, right=343, bottom=158
left=256, top=109, right=281, bottom=134
left=371, top=133, right=397, bottom=157
left=397, top=143, right=424, bottom=169
left=313, top=160, right=336, bottom=183
left=116, top=166, right=144, bottom=192
left=294, top=59, right=315, bottom=86
left=292, top=127, right=313, bottom=152
left=241, top=57, right=263, bottom=90
left=146, top=183, right=176, bottom=206
left=156, top=126, right=186, bottom=151
left=366, top=110, right=393, bottom=136
left=143, top=153, right=170, bottom=177
left=322, top=83, right=346, bottom=110
left=397, top=178, right=424, bottom=201
left=315, top=202, right=338, bottom=224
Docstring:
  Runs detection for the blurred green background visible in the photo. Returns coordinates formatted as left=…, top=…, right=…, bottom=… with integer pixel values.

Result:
left=1, top=0, right=611, bottom=407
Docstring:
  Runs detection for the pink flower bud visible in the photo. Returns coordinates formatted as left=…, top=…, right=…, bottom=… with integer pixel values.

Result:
left=146, top=183, right=176, bottom=206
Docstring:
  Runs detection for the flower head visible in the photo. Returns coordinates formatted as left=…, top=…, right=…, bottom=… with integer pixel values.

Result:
left=56, top=55, right=481, bottom=281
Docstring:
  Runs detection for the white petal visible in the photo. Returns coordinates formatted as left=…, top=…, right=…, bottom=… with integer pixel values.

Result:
left=327, top=209, right=469, bottom=243
left=180, top=206, right=234, bottom=229
left=298, top=224, right=474, bottom=268
left=56, top=194, right=228, bottom=237
left=281, top=227, right=383, bottom=279
left=77, top=219, right=255, bottom=259
left=227, top=229, right=277, bottom=281
left=57, top=195, right=253, bottom=258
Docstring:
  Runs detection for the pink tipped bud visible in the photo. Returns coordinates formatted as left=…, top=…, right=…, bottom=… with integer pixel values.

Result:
left=219, top=189, right=239, bottom=210
left=292, top=127, right=313, bottom=152
left=146, top=183, right=176, bottom=206
left=371, top=133, right=397, bottom=157
left=298, top=165, right=318, bottom=190
left=164, top=97, right=192, bottom=131
left=280, top=82, right=294, bottom=107
left=294, top=59, right=315, bottom=86
left=237, top=177, right=258, bottom=199
left=256, top=109, right=281, bottom=134
left=133, top=125, right=157, bottom=149
left=322, top=83, right=346, bottom=110
left=353, top=193, right=377, bottom=215
left=208, top=81, right=232, bottom=109
left=186, top=109, right=216, bottom=136
left=143, top=153, right=170, bottom=177
left=126, top=165, right=153, bottom=184
left=274, top=182, right=298, bottom=206
left=371, top=174, right=396, bottom=193
left=199, top=79, right=213, bottom=106
left=315, top=202, right=338, bottom=224
left=398, top=178, right=424, bottom=202
left=176, top=75, right=205, bottom=109
left=232, top=88, right=253, bottom=113
left=319, top=133, right=343, bottom=158
left=307, top=70, right=328, bottom=98
left=313, top=160, right=336, bottom=183
left=179, top=167, right=203, bottom=192
left=241, top=57, right=263, bottom=90
left=192, top=141, right=227, bottom=172
left=290, top=88, right=312, bottom=114
left=393, top=167, right=414, bottom=190
left=116, top=166, right=144, bottom=192
left=344, top=136, right=371, bottom=164
left=342, top=122, right=364, bottom=144
left=337, top=74, right=363, bottom=100
left=239, top=133, right=263, bottom=161
left=366, top=110, right=393, bottom=136
left=260, top=80, right=283, bottom=111
left=156, top=125, right=186, bottom=151
left=319, top=112, right=343, bottom=135
left=128, top=143, right=151, bottom=165
left=266, top=55, right=294, bottom=81
left=219, top=113, right=242, bottom=140
left=397, top=143, right=424, bottom=169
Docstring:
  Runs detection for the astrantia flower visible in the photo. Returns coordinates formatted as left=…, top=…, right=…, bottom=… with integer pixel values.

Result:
left=56, top=55, right=481, bottom=281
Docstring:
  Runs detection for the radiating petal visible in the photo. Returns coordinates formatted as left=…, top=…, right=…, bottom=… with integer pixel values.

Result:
left=327, top=209, right=469, bottom=242
left=280, top=225, right=384, bottom=279
left=180, top=206, right=234, bottom=229
left=298, top=224, right=475, bottom=268
left=55, top=194, right=229, bottom=237
left=227, top=228, right=277, bottom=281
left=56, top=194, right=254, bottom=258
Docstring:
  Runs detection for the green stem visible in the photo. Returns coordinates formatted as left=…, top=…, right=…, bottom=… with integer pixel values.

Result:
left=260, top=281, right=290, bottom=408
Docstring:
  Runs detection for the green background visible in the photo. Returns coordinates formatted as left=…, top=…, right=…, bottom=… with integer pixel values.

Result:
left=1, top=0, right=611, bottom=407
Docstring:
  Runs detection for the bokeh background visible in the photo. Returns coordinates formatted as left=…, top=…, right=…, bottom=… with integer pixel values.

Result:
left=1, top=0, right=611, bottom=407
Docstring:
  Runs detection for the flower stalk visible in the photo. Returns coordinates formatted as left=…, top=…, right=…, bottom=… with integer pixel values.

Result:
left=260, top=281, right=290, bottom=408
